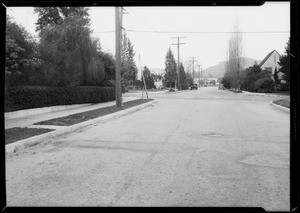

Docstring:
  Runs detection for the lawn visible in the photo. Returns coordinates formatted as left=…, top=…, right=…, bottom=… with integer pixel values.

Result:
left=273, top=99, right=290, bottom=108
left=5, top=127, right=54, bottom=145
left=34, top=99, right=154, bottom=126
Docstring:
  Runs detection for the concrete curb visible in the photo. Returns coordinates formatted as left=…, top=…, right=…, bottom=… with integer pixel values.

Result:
left=224, top=89, right=242, bottom=94
left=5, top=99, right=158, bottom=155
left=242, top=91, right=288, bottom=97
left=270, top=102, right=290, bottom=113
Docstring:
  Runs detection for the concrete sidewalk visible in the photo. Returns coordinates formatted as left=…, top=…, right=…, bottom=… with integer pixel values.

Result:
left=5, top=97, right=139, bottom=130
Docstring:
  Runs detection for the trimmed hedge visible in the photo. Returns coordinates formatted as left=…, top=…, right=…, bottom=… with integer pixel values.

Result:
left=254, top=78, right=275, bottom=93
left=5, top=86, right=115, bottom=112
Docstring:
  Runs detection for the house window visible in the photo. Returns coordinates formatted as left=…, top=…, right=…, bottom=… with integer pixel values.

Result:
left=265, top=67, right=272, bottom=73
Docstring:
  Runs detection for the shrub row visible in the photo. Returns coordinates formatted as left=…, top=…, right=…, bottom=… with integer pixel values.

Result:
left=5, top=86, right=115, bottom=112
left=254, top=78, right=275, bottom=93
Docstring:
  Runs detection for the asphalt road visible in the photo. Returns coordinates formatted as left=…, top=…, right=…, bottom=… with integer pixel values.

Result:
left=6, top=87, right=290, bottom=210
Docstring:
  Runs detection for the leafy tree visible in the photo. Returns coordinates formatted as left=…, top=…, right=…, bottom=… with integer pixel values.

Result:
left=5, top=15, right=41, bottom=87
left=36, top=7, right=106, bottom=86
left=141, top=66, right=156, bottom=89
left=34, top=7, right=90, bottom=31
left=97, top=51, right=116, bottom=86
left=278, top=38, right=290, bottom=85
left=220, top=75, right=231, bottom=89
left=178, top=63, right=187, bottom=89
left=121, top=33, right=138, bottom=89
left=164, top=48, right=177, bottom=88
left=240, top=64, right=271, bottom=92
left=273, top=67, right=280, bottom=85
left=183, top=71, right=193, bottom=89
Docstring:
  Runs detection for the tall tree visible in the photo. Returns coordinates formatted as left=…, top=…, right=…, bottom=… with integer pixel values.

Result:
left=34, top=7, right=90, bottom=31
left=278, top=38, right=290, bottom=85
left=178, top=63, right=186, bottom=89
left=164, top=48, right=177, bottom=88
left=36, top=7, right=105, bottom=86
left=183, top=71, right=193, bottom=89
left=121, top=33, right=138, bottom=89
left=225, top=21, right=245, bottom=89
left=97, top=51, right=116, bottom=86
left=273, top=67, right=280, bottom=85
left=5, top=15, right=40, bottom=87
left=141, top=66, right=155, bottom=89
left=240, top=64, right=271, bottom=92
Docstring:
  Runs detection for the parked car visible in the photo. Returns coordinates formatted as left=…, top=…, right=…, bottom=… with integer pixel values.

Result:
left=190, top=84, right=198, bottom=90
left=218, top=84, right=225, bottom=90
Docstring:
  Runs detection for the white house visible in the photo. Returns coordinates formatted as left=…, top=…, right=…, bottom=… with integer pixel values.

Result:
left=154, top=79, right=163, bottom=89
left=258, top=50, right=281, bottom=77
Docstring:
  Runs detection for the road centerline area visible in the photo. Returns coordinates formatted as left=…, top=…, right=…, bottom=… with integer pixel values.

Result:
left=6, top=87, right=290, bottom=210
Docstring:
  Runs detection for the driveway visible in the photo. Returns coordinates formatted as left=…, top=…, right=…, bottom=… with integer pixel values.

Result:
left=6, top=87, right=290, bottom=210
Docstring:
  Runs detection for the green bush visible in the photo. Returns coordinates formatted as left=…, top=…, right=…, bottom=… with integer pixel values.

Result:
left=240, top=65, right=271, bottom=92
left=278, top=82, right=290, bottom=91
left=220, top=76, right=231, bottom=89
left=254, top=78, right=275, bottom=93
left=5, top=86, right=115, bottom=112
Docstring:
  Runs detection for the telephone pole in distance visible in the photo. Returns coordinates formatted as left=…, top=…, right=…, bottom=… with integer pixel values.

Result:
left=190, top=57, right=197, bottom=84
left=196, top=64, right=202, bottom=87
left=171, top=36, right=186, bottom=90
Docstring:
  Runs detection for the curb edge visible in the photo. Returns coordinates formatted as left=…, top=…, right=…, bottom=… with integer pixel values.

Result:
left=270, top=102, right=290, bottom=113
left=6, top=99, right=158, bottom=155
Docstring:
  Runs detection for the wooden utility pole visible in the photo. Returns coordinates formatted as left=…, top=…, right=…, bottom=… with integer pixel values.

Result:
left=196, top=64, right=201, bottom=87
left=120, top=7, right=128, bottom=35
left=115, top=7, right=122, bottom=108
left=142, top=72, right=149, bottom=99
left=171, top=36, right=186, bottom=90
left=191, top=57, right=197, bottom=84
left=201, top=68, right=204, bottom=86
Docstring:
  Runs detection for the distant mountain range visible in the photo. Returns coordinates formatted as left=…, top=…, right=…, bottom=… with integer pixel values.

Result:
left=150, top=68, right=165, bottom=75
left=203, top=57, right=262, bottom=78
left=137, top=57, right=260, bottom=79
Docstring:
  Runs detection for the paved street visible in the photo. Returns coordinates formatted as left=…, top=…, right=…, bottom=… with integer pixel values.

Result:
left=6, top=87, right=290, bottom=210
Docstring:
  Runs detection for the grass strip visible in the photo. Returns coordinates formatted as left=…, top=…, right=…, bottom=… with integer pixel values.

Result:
left=273, top=99, right=290, bottom=108
left=5, top=127, right=54, bottom=145
left=35, top=99, right=154, bottom=126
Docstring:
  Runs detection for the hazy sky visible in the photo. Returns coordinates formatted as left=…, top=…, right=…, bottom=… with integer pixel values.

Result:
left=7, top=2, right=290, bottom=73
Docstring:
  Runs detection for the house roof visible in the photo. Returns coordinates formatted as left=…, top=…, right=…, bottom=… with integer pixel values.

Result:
left=258, top=50, right=281, bottom=67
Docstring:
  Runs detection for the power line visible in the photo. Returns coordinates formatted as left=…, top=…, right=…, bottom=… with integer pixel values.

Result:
left=125, top=30, right=290, bottom=34
left=92, top=30, right=290, bottom=34
left=124, top=8, right=170, bottom=48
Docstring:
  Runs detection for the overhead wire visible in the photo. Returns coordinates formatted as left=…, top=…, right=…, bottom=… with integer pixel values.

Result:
left=92, top=30, right=290, bottom=34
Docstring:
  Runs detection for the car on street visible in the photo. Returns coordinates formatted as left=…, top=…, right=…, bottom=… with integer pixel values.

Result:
left=190, top=84, right=198, bottom=90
